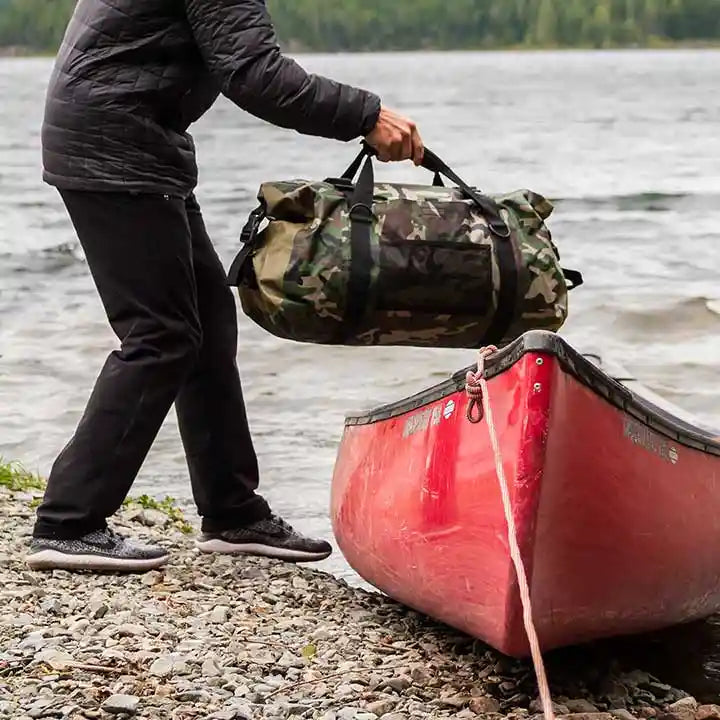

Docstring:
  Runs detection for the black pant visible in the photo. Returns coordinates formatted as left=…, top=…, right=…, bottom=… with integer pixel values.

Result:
left=33, top=190, right=270, bottom=539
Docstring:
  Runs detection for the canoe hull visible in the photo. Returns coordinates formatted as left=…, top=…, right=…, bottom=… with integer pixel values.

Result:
left=330, top=332, right=720, bottom=656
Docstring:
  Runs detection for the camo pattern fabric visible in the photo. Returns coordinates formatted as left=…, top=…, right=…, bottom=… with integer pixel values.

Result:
left=236, top=178, right=570, bottom=348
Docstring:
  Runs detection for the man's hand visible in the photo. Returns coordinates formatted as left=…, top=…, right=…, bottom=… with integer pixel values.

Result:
left=365, top=107, right=424, bottom=166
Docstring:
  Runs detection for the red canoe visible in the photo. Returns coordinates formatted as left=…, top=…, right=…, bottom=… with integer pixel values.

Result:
left=330, top=330, right=720, bottom=657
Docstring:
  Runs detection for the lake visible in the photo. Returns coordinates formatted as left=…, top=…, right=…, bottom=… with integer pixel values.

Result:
left=1, top=49, right=719, bottom=586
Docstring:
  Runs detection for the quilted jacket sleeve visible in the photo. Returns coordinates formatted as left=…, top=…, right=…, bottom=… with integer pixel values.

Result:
left=185, top=0, right=381, bottom=141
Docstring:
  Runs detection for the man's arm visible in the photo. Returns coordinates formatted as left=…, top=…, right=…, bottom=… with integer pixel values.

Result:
left=184, top=0, right=423, bottom=162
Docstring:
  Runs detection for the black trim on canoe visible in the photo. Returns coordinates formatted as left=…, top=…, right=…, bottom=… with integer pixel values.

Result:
left=344, top=330, right=720, bottom=458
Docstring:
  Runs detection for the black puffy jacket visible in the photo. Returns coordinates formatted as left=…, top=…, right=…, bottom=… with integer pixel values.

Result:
left=41, top=0, right=382, bottom=196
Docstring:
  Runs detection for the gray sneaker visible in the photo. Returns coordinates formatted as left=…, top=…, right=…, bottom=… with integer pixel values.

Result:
left=26, top=528, right=169, bottom=572
left=196, top=513, right=332, bottom=562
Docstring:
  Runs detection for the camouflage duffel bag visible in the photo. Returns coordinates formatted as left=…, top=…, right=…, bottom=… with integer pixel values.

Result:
left=227, top=143, right=583, bottom=348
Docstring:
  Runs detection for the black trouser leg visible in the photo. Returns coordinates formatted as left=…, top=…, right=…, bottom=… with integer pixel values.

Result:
left=33, top=190, right=268, bottom=539
left=176, top=195, right=269, bottom=531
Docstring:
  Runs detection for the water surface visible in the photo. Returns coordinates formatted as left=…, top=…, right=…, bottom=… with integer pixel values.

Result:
left=1, top=50, right=718, bottom=586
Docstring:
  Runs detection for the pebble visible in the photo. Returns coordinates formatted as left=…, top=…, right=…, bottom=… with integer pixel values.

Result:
left=385, top=676, right=412, bottom=692
left=697, top=708, right=720, bottom=720
left=0, top=491, right=707, bottom=720
left=19, top=630, right=47, bottom=650
left=366, top=699, right=398, bottom=715
left=611, top=710, right=638, bottom=720
left=101, top=694, right=140, bottom=715
left=205, top=710, right=252, bottom=720
left=659, top=699, right=699, bottom=720
left=26, top=697, right=62, bottom=719
left=209, top=605, right=230, bottom=623
left=88, top=600, right=108, bottom=619
left=431, top=695, right=471, bottom=709
left=566, top=701, right=602, bottom=714
left=141, top=570, right=163, bottom=586
left=115, top=623, right=146, bottom=637
left=530, top=699, right=570, bottom=715
left=149, top=653, right=188, bottom=677
left=34, top=648, right=73, bottom=670
left=175, top=689, right=213, bottom=702
left=470, top=696, right=501, bottom=713
left=202, top=656, right=223, bottom=677
left=337, top=708, right=365, bottom=720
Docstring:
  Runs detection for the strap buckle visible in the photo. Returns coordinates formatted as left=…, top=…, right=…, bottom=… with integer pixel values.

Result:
left=240, top=205, right=265, bottom=245
left=227, top=205, right=266, bottom=288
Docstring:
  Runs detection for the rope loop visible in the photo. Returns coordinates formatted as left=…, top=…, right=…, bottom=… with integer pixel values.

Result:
left=464, top=345, right=497, bottom=423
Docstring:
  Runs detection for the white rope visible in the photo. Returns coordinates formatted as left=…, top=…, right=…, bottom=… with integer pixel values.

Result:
left=466, top=346, right=555, bottom=720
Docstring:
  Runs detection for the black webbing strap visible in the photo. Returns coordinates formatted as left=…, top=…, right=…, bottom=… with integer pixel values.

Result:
left=342, top=154, right=375, bottom=335
left=420, top=148, right=510, bottom=239
left=483, top=237, right=518, bottom=345
left=562, top=268, right=584, bottom=290
left=341, top=147, right=368, bottom=180
left=417, top=146, right=517, bottom=343
left=227, top=205, right=264, bottom=287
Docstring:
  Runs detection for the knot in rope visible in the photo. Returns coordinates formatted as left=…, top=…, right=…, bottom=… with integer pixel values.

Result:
left=465, top=345, right=498, bottom=423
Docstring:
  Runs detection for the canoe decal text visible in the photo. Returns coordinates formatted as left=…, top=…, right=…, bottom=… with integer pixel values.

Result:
left=403, top=405, right=442, bottom=438
left=623, top=418, right=679, bottom=465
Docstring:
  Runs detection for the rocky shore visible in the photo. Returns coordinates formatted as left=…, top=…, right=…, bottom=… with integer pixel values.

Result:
left=2, top=483, right=719, bottom=720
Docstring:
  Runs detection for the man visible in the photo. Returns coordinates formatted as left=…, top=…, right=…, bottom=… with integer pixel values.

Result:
left=26, top=0, right=423, bottom=573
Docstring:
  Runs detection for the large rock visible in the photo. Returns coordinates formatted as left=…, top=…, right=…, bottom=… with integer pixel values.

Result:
left=659, top=698, right=699, bottom=720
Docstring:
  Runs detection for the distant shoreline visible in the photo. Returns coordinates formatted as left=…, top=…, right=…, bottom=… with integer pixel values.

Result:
left=2, top=39, right=720, bottom=58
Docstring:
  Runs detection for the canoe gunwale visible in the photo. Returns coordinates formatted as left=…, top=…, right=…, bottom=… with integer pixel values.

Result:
left=343, top=330, right=720, bottom=458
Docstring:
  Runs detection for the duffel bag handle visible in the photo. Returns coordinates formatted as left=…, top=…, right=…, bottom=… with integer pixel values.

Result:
left=335, top=142, right=515, bottom=342
left=340, top=142, right=510, bottom=239
left=420, top=148, right=510, bottom=238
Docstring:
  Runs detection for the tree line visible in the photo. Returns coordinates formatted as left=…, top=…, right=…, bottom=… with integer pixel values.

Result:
left=1, top=0, right=718, bottom=53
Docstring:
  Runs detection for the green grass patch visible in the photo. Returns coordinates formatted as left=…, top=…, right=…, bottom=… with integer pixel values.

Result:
left=1, top=458, right=194, bottom=533
left=123, top=494, right=194, bottom=535
left=0, top=459, right=45, bottom=492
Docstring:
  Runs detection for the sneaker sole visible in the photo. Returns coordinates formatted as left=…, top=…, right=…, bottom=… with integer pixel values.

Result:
left=26, top=549, right=169, bottom=573
left=195, top=538, right=331, bottom=562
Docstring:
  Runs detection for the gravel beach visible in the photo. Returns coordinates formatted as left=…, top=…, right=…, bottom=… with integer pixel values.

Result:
left=2, top=485, right=719, bottom=720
